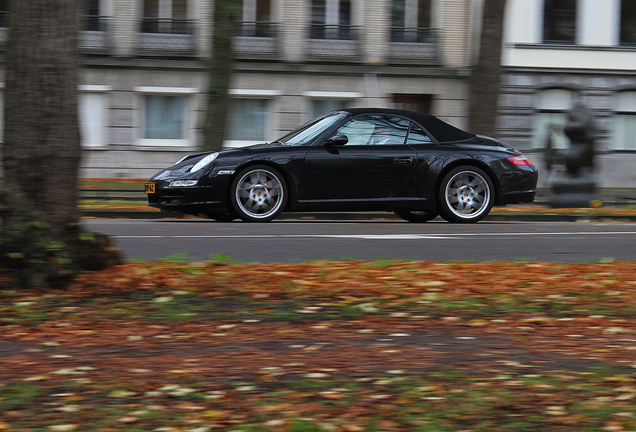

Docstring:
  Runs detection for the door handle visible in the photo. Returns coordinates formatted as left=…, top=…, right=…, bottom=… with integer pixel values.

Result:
left=394, top=157, right=414, bottom=164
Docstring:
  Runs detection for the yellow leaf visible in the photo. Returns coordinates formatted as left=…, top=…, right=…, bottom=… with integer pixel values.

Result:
left=202, top=410, right=226, bottom=418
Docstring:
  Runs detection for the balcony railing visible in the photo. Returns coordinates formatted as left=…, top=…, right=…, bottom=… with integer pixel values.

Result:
left=138, top=18, right=196, bottom=55
left=309, top=23, right=356, bottom=40
left=308, top=24, right=360, bottom=57
left=234, top=21, right=278, bottom=56
left=389, top=27, right=438, bottom=61
left=80, top=16, right=111, bottom=52
left=390, top=26, right=435, bottom=43
left=237, top=20, right=276, bottom=38
left=85, top=14, right=106, bottom=32
left=141, top=17, right=192, bottom=34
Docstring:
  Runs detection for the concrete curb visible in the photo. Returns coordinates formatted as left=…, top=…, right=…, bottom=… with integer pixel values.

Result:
left=80, top=210, right=636, bottom=222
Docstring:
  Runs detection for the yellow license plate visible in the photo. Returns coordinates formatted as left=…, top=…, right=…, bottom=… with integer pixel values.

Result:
left=145, top=183, right=156, bottom=194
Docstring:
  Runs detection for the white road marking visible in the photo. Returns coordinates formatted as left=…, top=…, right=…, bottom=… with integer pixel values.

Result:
left=113, top=234, right=453, bottom=239
left=112, top=231, right=636, bottom=240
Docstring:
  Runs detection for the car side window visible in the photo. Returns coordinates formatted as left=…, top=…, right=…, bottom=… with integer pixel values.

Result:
left=335, top=115, right=410, bottom=146
left=407, top=123, right=434, bottom=145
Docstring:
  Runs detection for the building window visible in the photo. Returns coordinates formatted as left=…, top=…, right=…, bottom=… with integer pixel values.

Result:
left=79, top=87, right=110, bottom=147
left=302, top=91, right=361, bottom=120
left=142, top=0, right=188, bottom=34
left=614, top=91, right=636, bottom=151
left=391, top=0, right=432, bottom=42
left=228, top=99, right=269, bottom=142
left=543, top=0, right=577, bottom=44
left=239, top=0, right=274, bottom=37
left=534, top=88, right=574, bottom=149
left=311, top=99, right=348, bottom=119
left=144, top=95, right=185, bottom=139
left=310, top=0, right=353, bottom=40
left=136, top=87, right=196, bottom=146
left=85, top=0, right=101, bottom=31
left=392, top=94, right=432, bottom=113
left=620, top=0, right=636, bottom=46
left=0, top=0, right=7, bottom=27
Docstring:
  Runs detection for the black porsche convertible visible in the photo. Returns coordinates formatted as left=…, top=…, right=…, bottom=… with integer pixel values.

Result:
left=145, top=108, right=538, bottom=223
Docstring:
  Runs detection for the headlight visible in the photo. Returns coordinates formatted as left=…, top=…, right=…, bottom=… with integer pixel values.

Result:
left=190, top=152, right=219, bottom=173
left=169, top=180, right=199, bottom=187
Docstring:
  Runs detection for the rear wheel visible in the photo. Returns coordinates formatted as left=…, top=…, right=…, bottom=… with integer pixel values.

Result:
left=438, top=166, right=494, bottom=223
left=230, top=165, right=288, bottom=222
left=393, top=210, right=438, bottom=222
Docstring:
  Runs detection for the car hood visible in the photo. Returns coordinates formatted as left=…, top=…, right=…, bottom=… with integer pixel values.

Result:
left=149, top=142, right=285, bottom=181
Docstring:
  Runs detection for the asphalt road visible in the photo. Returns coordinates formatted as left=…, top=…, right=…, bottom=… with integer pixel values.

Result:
left=83, top=218, right=636, bottom=263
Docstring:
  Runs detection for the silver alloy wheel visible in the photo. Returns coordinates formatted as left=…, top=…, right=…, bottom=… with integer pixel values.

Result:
left=444, top=169, right=491, bottom=220
left=234, top=168, right=285, bottom=220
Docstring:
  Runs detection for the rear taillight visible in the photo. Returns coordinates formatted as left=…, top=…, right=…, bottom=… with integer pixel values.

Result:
left=507, top=154, right=533, bottom=166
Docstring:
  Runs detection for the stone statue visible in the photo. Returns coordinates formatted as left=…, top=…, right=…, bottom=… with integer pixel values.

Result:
left=563, top=103, right=596, bottom=176
left=548, top=103, right=600, bottom=208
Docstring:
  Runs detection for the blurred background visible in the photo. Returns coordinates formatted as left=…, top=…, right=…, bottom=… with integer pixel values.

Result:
left=0, top=0, right=635, bottom=189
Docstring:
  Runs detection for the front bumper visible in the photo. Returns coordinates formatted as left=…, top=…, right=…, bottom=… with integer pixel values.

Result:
left=146, top=176, right=230, bottom=215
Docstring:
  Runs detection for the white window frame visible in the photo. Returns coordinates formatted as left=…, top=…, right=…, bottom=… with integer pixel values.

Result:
left=225, top=89, right=280, bottom=148
left=79, top=84, right=111, bottom=148
left=90, top=0, right=112, bottom=18
left=148, top=0, right=190, bottom=19
left=302, top=91, right=363, bottom=120
left=533, top=88, right=574, bottom=149
left=134, top=86, right=198, bottom=148
left=614, top=90, right=636, bottom=151
left=312, top=0, right=359, bottom=28
left=393, top=0, right=431, bottom=29
left=242, top=0, right=273, bottom=22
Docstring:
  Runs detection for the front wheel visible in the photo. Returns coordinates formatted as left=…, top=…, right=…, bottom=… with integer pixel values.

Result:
left=230, top=165, right=288, bottom=222
left=394, top=210, right=438, bottom=222
left=438, top=166, right=494, bottom=223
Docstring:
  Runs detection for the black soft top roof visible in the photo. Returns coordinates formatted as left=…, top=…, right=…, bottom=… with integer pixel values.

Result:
left=344, top=108, right=475, bottom=143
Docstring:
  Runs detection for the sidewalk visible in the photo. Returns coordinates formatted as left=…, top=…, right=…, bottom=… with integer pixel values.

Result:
left=79, top=188, right=636, bottom=221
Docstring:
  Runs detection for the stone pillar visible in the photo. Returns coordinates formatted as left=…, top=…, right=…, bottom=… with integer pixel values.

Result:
left=438, top=0, right=471, bottom=68
left=361, top=0, right=390, bottom=64
left=195, top=0, right=213, bottom=58
left=280, top=0, right=309, bottom=62
left=112, top=0, right=139, bottom=57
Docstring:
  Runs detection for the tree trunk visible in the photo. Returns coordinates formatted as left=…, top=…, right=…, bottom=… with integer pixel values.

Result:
left=202, top=0, right=241, bottom=152
left=469, top=0, right=507, bottom=137
left=0, top=0, right=121, bottom=289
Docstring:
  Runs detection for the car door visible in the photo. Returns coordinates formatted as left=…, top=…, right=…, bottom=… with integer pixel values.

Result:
left=301, top=114, right=418, bottom=201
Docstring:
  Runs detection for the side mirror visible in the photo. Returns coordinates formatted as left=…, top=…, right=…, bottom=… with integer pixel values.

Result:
left=325, top=135, right=348, bottom=146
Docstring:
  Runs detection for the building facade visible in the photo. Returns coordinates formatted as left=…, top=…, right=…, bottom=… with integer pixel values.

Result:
left=0, top=0, right=479, bottom=179
left=499, top=0, right=636, bottom=188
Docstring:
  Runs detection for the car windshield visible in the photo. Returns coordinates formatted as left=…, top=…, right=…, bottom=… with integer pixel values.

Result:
left=275, top=112, right=347, bottom=146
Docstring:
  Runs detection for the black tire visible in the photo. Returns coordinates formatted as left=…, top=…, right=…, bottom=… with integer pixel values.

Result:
left=438, top=166, right=494, bottom=223
left=230, top=165, right=288, bottom=222
left=393, top=210, right=438, bottom=222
